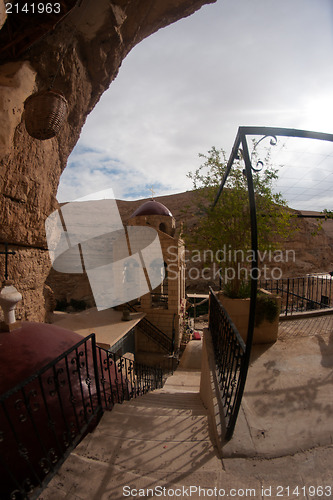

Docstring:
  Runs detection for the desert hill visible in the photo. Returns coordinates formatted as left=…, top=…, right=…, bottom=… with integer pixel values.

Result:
left=46, top=190, right=333, bottom=307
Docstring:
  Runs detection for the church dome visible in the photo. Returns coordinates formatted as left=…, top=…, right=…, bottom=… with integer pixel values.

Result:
left=131, top=200, right=173, bottom=218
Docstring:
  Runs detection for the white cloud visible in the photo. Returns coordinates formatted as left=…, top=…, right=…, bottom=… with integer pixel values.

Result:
left=57, top=0, right=333, bottom=210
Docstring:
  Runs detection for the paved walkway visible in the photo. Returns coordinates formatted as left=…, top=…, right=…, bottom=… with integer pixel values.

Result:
left=224, top=332, right=333, bottom=456
left=278, top=312, right=333, bottom=340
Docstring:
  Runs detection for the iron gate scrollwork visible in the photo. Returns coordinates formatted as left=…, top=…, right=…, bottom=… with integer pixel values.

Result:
left=96, top=345, right=164, bottom=410
left=0, top=332, right=164, bottom=499
left=210, top=126, right=333, bottom=440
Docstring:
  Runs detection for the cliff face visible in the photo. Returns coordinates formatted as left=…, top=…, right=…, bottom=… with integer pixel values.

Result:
left=0, top=0, right=215, bottom=321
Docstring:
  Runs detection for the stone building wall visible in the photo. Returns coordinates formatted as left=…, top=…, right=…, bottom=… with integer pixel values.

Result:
left=127, top=212, right=186, bottom=354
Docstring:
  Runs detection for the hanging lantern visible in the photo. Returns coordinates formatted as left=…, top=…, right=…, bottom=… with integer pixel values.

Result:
left=24, top=89, right=68, bottom=140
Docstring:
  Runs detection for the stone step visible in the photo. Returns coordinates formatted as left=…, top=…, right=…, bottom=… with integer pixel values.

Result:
left=123, top=391, right=206, bottom=412
left=88, top=408, right=211, bottom=442
left=112, top=403, right=206, bottom=417
left=73, top=410, right=221, bottom=478
left=70, top=428, right=222, bottom=478
left=41, top=452, right=222, bottom=500
left=38, top=342, right=224, bottom=499
left=162, top=383, right=201, bottom=393
left=163, top=369, right=201, bottom=385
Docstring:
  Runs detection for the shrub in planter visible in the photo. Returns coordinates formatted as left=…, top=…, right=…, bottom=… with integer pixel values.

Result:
left=217, top=284, right=281, bottom=344
left=255, top=291, right=280, bottom=326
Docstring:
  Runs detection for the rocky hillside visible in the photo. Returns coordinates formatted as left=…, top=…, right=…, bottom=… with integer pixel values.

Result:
left=46, top=190, right=333, bottom=308
left=120, top=192, right=333, bottom=290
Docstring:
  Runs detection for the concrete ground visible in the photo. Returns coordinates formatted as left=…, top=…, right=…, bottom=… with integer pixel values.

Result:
left=278, top=311, right=333, bottom=340
left=39, top=317, right=333, bottom=499
left=224, top=333, right=333, bottom=458
left=222, top=315, right=333, bottom=497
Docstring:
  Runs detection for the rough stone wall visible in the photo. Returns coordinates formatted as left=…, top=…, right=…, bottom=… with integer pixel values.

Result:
left=0, top=1, right=6, bottom=30
left=0, top=0, right=215, bottom=321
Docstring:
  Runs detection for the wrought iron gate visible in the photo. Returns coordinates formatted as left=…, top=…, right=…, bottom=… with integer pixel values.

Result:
left=210, top=126, right=333, bottom=439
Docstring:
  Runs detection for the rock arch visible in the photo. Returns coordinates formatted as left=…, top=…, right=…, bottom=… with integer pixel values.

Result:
left=0, top=0, right=215, bottom=321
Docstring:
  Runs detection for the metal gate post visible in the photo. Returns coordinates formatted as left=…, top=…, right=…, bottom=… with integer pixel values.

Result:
left=225, top=131, right=258, bottom=440
left=91, top=333, right=102, bottom=411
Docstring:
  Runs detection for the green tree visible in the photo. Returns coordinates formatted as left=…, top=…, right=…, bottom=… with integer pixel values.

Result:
left=184, top=146, right=295, bottom=296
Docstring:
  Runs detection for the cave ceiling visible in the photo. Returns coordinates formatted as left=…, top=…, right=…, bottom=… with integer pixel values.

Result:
left=0, top=1, right=79, bottom=62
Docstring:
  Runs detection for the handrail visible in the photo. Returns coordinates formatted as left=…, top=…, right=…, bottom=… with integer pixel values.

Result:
left=208, top=288, right=246, bottom=440
left=96, top=344, right=164, bottom=409
left=0, top=334, right=97, bottom=401
left=209, top=126, right=333, bottom=440
left=0, top=334, right=101, bottom=500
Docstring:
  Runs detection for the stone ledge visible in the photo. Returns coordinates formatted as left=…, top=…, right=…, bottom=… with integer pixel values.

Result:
left=199, top=328, right=226, bottom=458
left=279, top=307, right=333, bottom=321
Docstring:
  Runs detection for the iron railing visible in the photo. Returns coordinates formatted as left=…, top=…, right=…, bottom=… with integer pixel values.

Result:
left=0, top=334, right=165, bottom=500
left=209, top=288, right=246, bottom=440
left=127, top=303, right=173, bottom=353
left=96, top=345, right=164, bottom=410
left=0, top=334, right=101, bottom=500
left=259, top=275, right=333, bottom=316
left=137, top=318, right=173, bottom=353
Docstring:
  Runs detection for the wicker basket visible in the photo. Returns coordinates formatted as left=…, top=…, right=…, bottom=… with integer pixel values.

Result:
left=24, top=89, right=68, bottom=140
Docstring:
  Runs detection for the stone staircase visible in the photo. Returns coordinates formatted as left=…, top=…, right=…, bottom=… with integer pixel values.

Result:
left=37, top=333, right=333, bottom=499
left=39, top=367, right=224, bottom=500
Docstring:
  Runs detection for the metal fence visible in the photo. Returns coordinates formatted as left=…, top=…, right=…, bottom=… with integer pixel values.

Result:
left=259, top=275, right=333, bottom=316
left=96, top=345, right=164, bottom=410
left=0, top=334, right=100, bottom=500
left=0, top=334, right=164, bottom=500
left=209, top=288, right=246, bottom=440
left=126, top=302, right=173, bottom=353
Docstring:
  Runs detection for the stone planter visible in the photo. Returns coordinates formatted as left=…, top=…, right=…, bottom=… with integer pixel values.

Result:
left=216, top=290, right=281, bottom=345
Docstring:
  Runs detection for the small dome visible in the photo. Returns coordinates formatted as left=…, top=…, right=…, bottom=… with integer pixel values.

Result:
left=131, top=200, right=172, bottom=218
left=0, top=322, right=103, bottom=497
left=0, top=322, right=84, bottom=394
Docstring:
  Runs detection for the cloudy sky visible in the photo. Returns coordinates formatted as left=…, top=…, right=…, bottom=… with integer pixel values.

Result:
left=57, top=0, right=333, bottom=211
